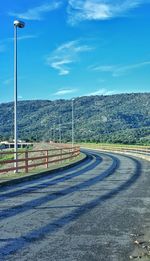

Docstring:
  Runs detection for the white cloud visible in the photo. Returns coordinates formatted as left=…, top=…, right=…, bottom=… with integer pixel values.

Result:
left=53, top=88, right=77, bottom=96
left=47, top=40, right=93, bottom=75
left=51, top=59, right=72, bottom=76
left=92, top=61, right=150, bottom=77
left=67, top=0, right=149, bottom=24
left=9, top=1, right=61, bottom=20
left=87, top=88, right=115, bottom=96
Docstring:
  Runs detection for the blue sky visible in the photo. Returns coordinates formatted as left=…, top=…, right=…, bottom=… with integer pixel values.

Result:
left=1, top=0, right=150, bottom=103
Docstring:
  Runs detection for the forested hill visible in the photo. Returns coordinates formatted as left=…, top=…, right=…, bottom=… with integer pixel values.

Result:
left=0, top=93, right=150, bottom=145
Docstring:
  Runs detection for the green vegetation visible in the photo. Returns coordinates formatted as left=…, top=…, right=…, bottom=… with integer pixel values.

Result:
left=0, top=152, right=14, bottom=162
left=79, top=142, right=149, bottom=149
left=0, top=93, right=149, bottom=145
left=0, top=148, right=32, bottom=162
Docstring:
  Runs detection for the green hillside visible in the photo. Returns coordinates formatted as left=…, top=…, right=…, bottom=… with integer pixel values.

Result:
left=0, top=93, right=150, bottom=145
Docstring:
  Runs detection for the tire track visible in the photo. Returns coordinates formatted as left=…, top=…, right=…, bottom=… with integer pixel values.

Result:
left=0, top=151, right=142, bottom=260
left=0, top=153, right=101, bottom=201
left=0, top=153, right=118, bottom=221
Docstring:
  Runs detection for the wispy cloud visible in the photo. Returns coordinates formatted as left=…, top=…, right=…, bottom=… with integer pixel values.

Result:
left=91, top=61, right=150, bottom=77
left=67, top=0, right=149, bottom=25
left=9, top=1, right=61, bottom=20
left=51, top=59, right=73, bottom=76
left=91, top=65, right=117, bottom=73
left=8, top=34, right=38, bottom=42
left=87, top=88, right=115, bottom=96
left=47, top=40, right=93, bottom=75
left=113, top=61, right=150, bottom=76
left=2, top=78, right=13, bottom=85
left=53, top=88, right=77, bottom=96
left=2, top=76, right=26, bottom=86
left=0, top=34, right=37, bottom=53
left=16, top=35, right=38, bottom=41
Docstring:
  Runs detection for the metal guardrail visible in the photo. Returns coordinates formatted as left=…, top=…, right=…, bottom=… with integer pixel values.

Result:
left=0, top=146, right=80, bottom=174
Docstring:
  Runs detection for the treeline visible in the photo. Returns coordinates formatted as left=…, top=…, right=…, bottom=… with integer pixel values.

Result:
left=0, top=93, right=149, bottom=145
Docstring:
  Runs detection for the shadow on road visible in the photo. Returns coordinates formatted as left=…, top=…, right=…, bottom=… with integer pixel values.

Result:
left=0, top=153, right=102, bottom=201
left=0, top=154, right=117, bottom=221
left=0, top=154, right=142, bottom=259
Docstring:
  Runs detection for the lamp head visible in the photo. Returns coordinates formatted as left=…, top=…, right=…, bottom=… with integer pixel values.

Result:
left=14, top=20, right=25, bottom=28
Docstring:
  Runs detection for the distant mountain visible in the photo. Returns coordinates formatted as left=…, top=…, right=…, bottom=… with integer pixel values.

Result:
left=0, top=93, right=150, bottom=145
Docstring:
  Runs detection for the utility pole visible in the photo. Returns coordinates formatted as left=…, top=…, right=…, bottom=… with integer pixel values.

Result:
left=53, top=124, right=55, bottom=143
left=59, top=117, right=62, bottom=144
left=72, top=98, right=74, bottom=147
left=14, top=20, right=25, bottom=172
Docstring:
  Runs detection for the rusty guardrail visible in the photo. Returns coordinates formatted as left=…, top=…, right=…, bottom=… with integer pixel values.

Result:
left=0, top=146, right=80, bottom=174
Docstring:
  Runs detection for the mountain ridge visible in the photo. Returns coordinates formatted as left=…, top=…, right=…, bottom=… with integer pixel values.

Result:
left=0, top=93, right=150, bottom=145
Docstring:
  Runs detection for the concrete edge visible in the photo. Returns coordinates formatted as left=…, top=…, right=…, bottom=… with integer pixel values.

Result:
left=81, top=147, right=150, bottom=162
left=0, top=152, right=89, bottom=188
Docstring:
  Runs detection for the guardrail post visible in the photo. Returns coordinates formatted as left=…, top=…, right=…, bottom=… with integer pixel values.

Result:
left=46, top=150, right=49, bottom=168
left=25, top=151, right=28, bottom=173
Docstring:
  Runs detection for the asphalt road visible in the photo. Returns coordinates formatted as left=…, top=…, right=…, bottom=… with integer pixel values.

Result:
left=0, top=150, right=149, bottom=261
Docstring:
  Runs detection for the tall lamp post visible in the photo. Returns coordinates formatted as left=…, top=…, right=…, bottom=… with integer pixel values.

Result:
left=53, top=124, right=56, bottom=143
left=14, top=20, right=25, bottom=172
left=59, top=117, right=62, bottom=144
left=72, top=98, right=74, bottom=147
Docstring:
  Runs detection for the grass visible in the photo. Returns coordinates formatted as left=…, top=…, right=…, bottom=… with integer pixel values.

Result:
left=0, top=153, right=14, bottom=162
left=0, top=147, right=33, bottom=161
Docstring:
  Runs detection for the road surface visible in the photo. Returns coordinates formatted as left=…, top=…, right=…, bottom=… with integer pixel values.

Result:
left=0, top=150, right=149, bottom=261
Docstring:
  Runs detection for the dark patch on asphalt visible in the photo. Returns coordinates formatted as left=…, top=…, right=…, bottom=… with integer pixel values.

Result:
left=0, top=154, right=117, bottom=221
left=0, top=153, right=101, bottom=201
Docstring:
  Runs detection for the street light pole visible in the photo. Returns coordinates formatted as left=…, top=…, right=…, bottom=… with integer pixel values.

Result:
left=59, top=117, right=62, bottom=144
left=72, top=98, right=74, bottom=147
left=14, top=20, right=25, bottom=173
left=53, top=124, right=55, bottom=143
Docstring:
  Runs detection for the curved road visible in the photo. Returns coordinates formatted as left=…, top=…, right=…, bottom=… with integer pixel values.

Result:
left=0, top=149, right=149, bottom=261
